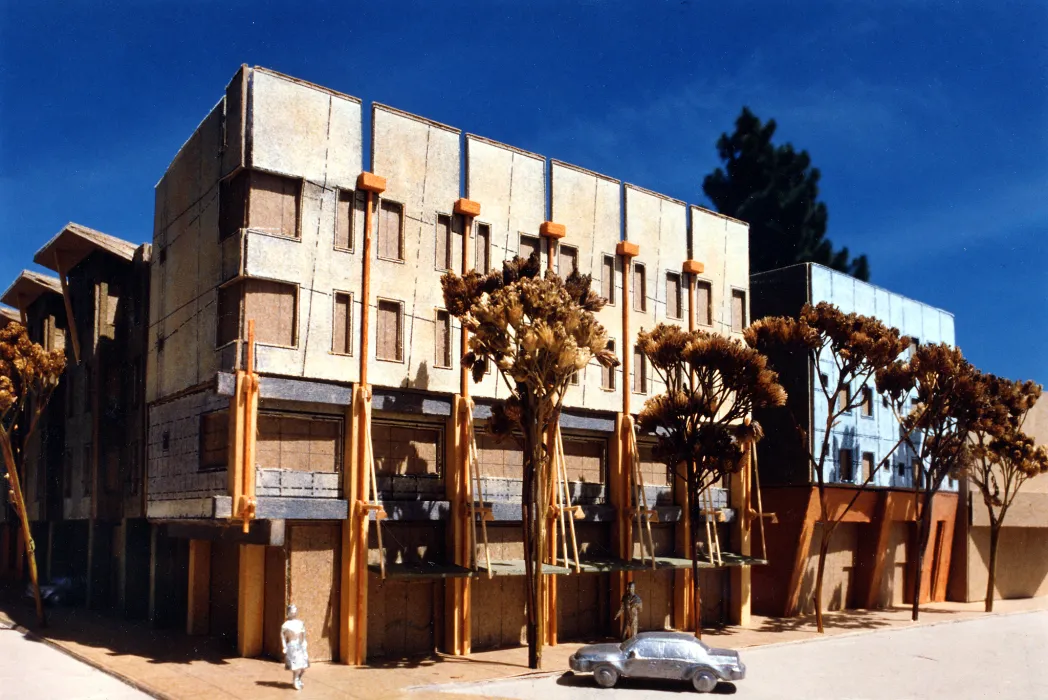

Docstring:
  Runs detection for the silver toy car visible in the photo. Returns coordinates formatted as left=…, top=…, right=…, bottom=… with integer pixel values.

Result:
left=569, top=631, right=746, bottom=692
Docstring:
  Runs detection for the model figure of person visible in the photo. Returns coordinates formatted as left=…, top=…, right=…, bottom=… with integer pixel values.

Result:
left=281, top=604, right=309, bottom=690
left=614, top=581, right=643, bottom=641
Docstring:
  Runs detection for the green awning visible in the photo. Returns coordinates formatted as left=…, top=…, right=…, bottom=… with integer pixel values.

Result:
left=627, top=553, right=768, bottom=570
left=476, top=560, right=573, bottom=577
left=368, top=561, right=475, bottom=579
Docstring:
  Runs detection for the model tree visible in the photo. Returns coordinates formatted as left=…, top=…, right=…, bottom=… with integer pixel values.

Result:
left=877, top=343, right=986, bottom=621
left=967, top=375, right=1046, bottom=612
left=0, top=322, right=66, bottom=625
left=442, top=255, right=618, bottom=670
left=636, top=323, right=786, bottom=635
left=702, top=107, right=869, bottom=280
left=746, top=302, right=911, bottom=632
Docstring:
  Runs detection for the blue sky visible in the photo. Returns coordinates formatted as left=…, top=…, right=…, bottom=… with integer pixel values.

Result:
left=1, top=0, right=1045, bottom=384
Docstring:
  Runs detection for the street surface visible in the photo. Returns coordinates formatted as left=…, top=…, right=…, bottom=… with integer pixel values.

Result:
left=0, top=620, right=150, bottom=700
left=434, top=610, right=1048, bottom=699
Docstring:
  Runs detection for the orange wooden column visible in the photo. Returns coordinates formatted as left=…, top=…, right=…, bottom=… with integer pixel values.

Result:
left=341, top=172, right=387, bottom=666
left=186, top=539, right=211, bottom=636
left=783, top=487, right=821, bottom=617
left=540, top=221, right=565, bottom=273
left=446, top=197, right=480, bottom=656
left=237, top=543, right=265, bottom=657
left=728, top=449, right=752, bottom=626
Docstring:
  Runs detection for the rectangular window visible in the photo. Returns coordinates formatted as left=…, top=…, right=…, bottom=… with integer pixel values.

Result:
left=882, top=395, right=889, bottom=408
left=334, top=189, right=358, bottom=251
left=476, top=223, right=491, bottom=272
left=860, top=387, right=873, bottom=417
left=216, top=283, right=243, bottom=347
left=819, top=372, right=830, bottom=393
left=695, top=280, right=712, bottom=326
left=476, top=434, right=523, bottom=480
left=377, top=200, right=404, bottom=261
left=839, top=449, right=853, bottom=482
left=633, top=263, right=647, bottom=312
left=199, top=412, right=229, bottom=470
left=219, top=171, right=249, bottom=240
left=602, top=340, right=616, bottom=391
left=243, top=279, right=298, bottom=347
left=248, top=171, right=300, bottom=239
left=435, top=214, right=452, bottom=271
left=862, top=451, right=875, bottom=482
left=256, top=413, right=341, bottom=473
left=332, top=292, right=352, bottom=356
left=666, top=272, right=682, bottom=319
left=569, top=370, right=580, bottom=386
left=838, top=385, right=851, bottom=414
left=897, top=462, right=906, bottom=476
left=372, top=421, right=443, bottom=478
left=435, top=309, right=452, bottom=368
left=633, top=345, right=646, bottom=394
left=638, top=442, right=670, bottom=487
left=376, top=299, right=404, bottom=362
left=558, top=244, right=578, bottom=276
left=520, top=234, right=541, bottom=261
left=82, top=444, right=92, bottom=496
left=562, top=437, right=606, bottom=489
left=601, top=255, right=616, bottom=304
left=731, top=289, right=747, bottom=332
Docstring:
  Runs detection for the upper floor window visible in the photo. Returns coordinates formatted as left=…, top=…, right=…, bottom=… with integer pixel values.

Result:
left=476, top=223, right=491, bottom=272
left=731, top=289, right=747, bottom=332
left=666, top=272, right=683, bottom=320
left=377, top=200, right=405, bottom=261
left=633, top=263, right=647, bottom=312
left=435, top=309, right=452, bottom=368
left=436, top=214, right=453, bottom=271
left=633, top=345, right=647, bottom=394
left=520, top=234, right=541, bottom=262
left=245, top=279, right=298, bottom=348
left=335, top=189, right=362, bottom=251
left=199, top=410, right=229, bottom=471
left=837, top=384, right=852, bottom=414
left=376, top=299, right=404, bottom=362
left=839, top=448, right=853, bottom=482
left=601, top=255, right=616, bottom=304
left=256, top=413, right=341, bottom=473
left=861, top=451, right=875, bottom=482
left=558, top=244, right=579, bottom=277
left=332, top=292, right=352, bottom=356
left=860, top=387, right=874, bottom=417
left=250, top=171, right=301, bottom=239
left=602, top=340, right=616, bottom=391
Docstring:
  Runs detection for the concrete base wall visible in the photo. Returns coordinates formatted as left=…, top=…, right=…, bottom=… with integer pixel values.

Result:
left=966, top=526, right=1048, bottom=601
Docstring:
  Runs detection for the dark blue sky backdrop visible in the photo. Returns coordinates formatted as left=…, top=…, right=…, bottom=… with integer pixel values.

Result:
left=1, top=1, right=1045, bottom=383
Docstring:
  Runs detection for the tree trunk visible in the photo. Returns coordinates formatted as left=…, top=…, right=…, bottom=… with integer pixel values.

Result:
left=910, top=488, right=932, bottom=621
left=813, top=525, right=833, bottom=633
left=521, top=413, right=546, bottom=670
left=0, top=431, right=45, bottom=625
left=688, top=467, right=702, bottom=639
left=985, top=522, right=1000, bottom=613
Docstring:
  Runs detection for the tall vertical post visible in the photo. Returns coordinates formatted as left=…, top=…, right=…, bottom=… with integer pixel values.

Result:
left=186, top=539, right=211, bottom=636
left=341, top=172, right=386, bottom=666
left=729, top=448, right=752, bottom=626
left=447, top=198, right=480, bottom=655
left=237, top=543, right=265, bottom=657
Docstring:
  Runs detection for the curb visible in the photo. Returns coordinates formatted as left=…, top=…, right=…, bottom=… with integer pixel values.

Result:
left=0, top=614, right=172, bottom=700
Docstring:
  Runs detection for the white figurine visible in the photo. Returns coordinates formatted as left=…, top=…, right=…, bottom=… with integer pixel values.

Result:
left=281, top=604, right=309, bottom=690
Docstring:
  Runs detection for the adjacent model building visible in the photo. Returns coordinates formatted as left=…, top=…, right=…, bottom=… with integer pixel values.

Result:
left=750, top=262, right=959, bottom=617
left=143, top=65, right=760, bottom=663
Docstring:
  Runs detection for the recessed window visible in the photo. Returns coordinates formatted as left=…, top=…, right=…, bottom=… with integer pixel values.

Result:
left=332, top=292, right=352, bottom=356
left=520, top=234, right=541, bottom=261
left=569, top=370, right=580, bottom=386
left=219, top=171, right=249, bottom=240
left=436, top=214, right=453, bottom=271
left=695, top=280, right=712, bottom=326
left=199, top=411, right=229, bottom=471
left=882, top=395, right=889, bottom=408
left=244, top=279, right=298, bottom=347
left=377, top=299, right=404, bottom=362
left=248, top=171, right=301, bottom=239
left=897, top=462, right=906, bottom=476
left=839, top=448, right=853, bottom=482
left=256, top=413, right=341, bottom=473
left=373, top=421, right=443, bottom=480
left=861, top=452, right=875, bottom=482
left=838, top=385, right=852, bottom=414
left=633, top=345, right=646, bottom=394
left=860, top=387, right=873, bottom=417
left=435, top=309, right=452, bottom=368
left=633, top=263, right=647, bottom=312
left=602, top=340, right=616, bottom=391
left=731, top=289, right=747, bottom=332
left=476, top=223, right=491, bottom=272
left=216, top=283, right=243, bottom=347
left=378, top=200, right=405, bottom=261
left=666, top=272, right=683, bottom=320
left=558, top=244, right=578, bottom=277
left=601, top=255, right=616, bottom=304
left=335, top=189, right=360, bottom=251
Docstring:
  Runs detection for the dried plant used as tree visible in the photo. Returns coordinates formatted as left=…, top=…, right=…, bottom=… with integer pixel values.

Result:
left=746, top=302, right=911, bottom=632
left=877, top=343, right=986, bottom=621
left=0, top=322, right=66, bottom=624
left=967, top=375, right=1046, bottom=612
left=441, top=254, right=618, bottom=670
left=636, top=323, right=786, bottom=634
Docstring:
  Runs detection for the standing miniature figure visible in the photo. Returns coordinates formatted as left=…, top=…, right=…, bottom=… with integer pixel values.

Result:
left=281, top=604, right=309, bottom=690
left=614, top=581, right=643, bottom=641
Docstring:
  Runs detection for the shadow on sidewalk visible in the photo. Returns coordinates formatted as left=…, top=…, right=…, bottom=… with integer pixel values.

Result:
left=0, top=585, right=239, bottom=666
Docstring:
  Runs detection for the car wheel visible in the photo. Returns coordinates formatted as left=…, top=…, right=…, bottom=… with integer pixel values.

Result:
left=593, top=665, right=619, bottom=689
left=692, top=670, right=717, bottom=693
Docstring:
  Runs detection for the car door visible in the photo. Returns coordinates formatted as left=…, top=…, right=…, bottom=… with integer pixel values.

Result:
left=626, top=639, right=679, bottom=679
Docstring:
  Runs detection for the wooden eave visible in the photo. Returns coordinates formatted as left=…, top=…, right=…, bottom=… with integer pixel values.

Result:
left=33, top=222, right=138, bottom=272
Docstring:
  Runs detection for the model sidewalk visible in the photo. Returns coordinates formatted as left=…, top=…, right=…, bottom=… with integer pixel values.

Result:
left=2, top=590, right=1045, bottom=700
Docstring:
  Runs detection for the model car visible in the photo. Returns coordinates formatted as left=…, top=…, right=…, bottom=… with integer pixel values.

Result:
left=569, top=631, right=746, bottom=692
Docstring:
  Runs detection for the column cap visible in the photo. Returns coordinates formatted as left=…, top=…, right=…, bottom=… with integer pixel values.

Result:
left=540, top=221, right=566, bottom=239
left=356, top=172, right=387, bottom=194
left=616, top=241, right=640, bottom=257
left=454, top=198, right=481, bottom=217
left=682, top=259, right=705, bottom=275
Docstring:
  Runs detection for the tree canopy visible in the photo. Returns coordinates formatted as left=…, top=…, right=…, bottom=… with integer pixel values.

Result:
left=703, top=107, right=870, bottom=281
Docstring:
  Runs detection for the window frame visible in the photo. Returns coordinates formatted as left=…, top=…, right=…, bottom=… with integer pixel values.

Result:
left=255, top=410, right=344, bottom=474
left=665, top=271, right=683, bottom=320
left=333, top=187, right=359, bottom=253
left=694, top=278, right=713, bottom=327
left=245, top=171, right=304, bottom=241
left=632, top=344, right=647, bottom=395
left=861, top=451, right=875, bottom=482
left=601, top=254, right=616, bottom=305
left=558, top=244, right=579, bottom=277
left=730, top=287, right=748, bottom=332
left=632, top=262, right=647, bottom=313
left=376, top=198, right=406, bottom=263
left=244, top=278, right=301, bottom=350
left=435, top=212, right=454, bottom=272
left=198, top=409, right=230, bottom=472
left=519, top=233, right=541, bottom=261
left=860, top=386, right=874, bottom=418
left=838, top=448, right=853, bottom=482
left=331, top=290, right=354, bottom=357
left=601, top=339, right=617, bottom=392
left=475, top=221, right=492, bottom=273
left=372, top=418, right=445, bottom=481
left=434, top=308, right=452, bottom=369
left=375, top=297, right=405, bottom=363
